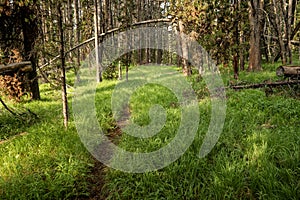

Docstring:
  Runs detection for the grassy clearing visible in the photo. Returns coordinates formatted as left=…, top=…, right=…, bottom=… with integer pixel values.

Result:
left=98, top=65, right=299, bottom=199
left=0, top=62, right=299, bottom=199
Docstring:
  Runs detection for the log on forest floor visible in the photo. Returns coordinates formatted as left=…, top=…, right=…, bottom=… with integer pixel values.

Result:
left=0, top=61, right=32, bottom=74
left=276, top=66, right=300, bottom=79
left=230, top=80, right=300, bottom=90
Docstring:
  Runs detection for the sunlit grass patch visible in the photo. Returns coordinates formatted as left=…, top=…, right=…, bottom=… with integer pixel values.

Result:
left=0, top=62, right=299, bottom=199
left=100, top=66, right=300, bottom=199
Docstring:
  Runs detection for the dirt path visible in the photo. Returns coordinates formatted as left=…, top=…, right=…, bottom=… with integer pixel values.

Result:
left=82, top=158, right=107, bottom=200
left=82, top=126, right=123, bottom=200
left=80, top=105, right=130, bottom=199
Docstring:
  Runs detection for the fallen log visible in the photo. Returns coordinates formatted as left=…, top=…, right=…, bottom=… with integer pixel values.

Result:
left=276, top=66, right=300, bottom=79
left=0, top=61, right=32, bottom=74
left=230, top=80, right=300, bottom=90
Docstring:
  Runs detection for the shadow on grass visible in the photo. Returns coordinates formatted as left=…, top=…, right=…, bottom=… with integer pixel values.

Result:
left=0, top=96, right=61, bottom=141
left=0, top=112, right=38, bottom=141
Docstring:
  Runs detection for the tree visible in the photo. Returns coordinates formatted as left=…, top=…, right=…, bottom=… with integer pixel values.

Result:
left=73, top=0, right=81, bottom=76
left=57, top=2, right=69, bottom=128
left=0, top=0, right=41, bottom=100
left=94, top=0, right=101, bottom=83
left=248, top=0, right=264, bottom=71
left=178, top=20, right=191, bottom=76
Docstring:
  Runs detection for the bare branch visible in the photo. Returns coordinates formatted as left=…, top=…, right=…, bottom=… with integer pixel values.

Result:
left=38, top=18, right=171, bottom=70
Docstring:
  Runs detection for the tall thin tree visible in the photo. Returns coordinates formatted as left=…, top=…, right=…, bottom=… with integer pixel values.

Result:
left=57, top=2, right=69, bottom=128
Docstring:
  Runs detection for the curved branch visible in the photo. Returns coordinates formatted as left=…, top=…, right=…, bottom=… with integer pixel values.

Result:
left=39, top=18, right=171, bottom=70
left=0, top=98, right=17, bottom=116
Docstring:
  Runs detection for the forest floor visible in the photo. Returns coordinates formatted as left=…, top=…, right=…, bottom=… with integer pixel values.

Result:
left=0, top=61, right=299, bottom=199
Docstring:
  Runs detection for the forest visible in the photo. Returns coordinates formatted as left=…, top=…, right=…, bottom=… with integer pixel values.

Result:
left=0, top=0, right=300, bottom=199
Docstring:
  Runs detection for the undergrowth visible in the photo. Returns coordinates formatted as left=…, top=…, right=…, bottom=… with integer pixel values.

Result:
left=98, top=64, right=300, bottom=199
left=0, top=62, right=299, bottom=199
left=0, top=83, right=93, bottom=199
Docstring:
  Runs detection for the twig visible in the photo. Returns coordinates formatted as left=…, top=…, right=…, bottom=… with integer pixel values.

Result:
left=0, top=98, right=17, bottom=116
left=0, top=132, right=28, bottom=145
left=0, top=98, right=38, bottom=119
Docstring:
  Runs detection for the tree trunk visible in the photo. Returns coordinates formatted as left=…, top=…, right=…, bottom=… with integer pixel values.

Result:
left=67, top=0, right=73, bottom=57
left=58, top=3, right=69, bottom=128
left=20, top=4, right=40, bottom=100
left=286, top=0, right=297, bottom=64
left=272, top=0, right=287, bottom=65
left=239, top=0, right=245, bottom=71
left=118, top=60, right=122, bottom=80
left=231, top=80, right=300, bottom=90
left=74, top=0, right=81, bottom=77
left=94, top=0, right=102, bottom=83
left=233, top=0, right=239, bottom=79
left=274, top=21, right=300, bottom=63
left=248, top=0, right=263, bottom=71
left=104, top=0, right=110, bottom=30
left=137, top=0, right=143, bottom=65
left=178, top=20, right=191, bottom=76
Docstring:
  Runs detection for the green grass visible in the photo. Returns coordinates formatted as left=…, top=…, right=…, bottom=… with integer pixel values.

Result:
left=0, top=61, right=299, bottom=199
left=98, top=65, right=299, bottom=199
left=0, top=84, right=93, bottom=199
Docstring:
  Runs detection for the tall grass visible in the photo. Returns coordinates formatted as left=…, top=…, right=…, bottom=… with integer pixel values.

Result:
left=0, top=84, right=93, bottom=199
left=0, top=62, right=299, bottom=199
left=98, top=65, right=299, bottom=199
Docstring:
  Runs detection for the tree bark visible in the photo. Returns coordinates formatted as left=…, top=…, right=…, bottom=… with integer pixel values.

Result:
left=248, top=0, right=263, bottom=71
left=239, top=0, right=245, bottom=71
left=118, top=60, right=122, bottom=80
left=273, top=20, right=300, bottom=62
left=58, top=3, right=69, bottom=128
left=137, top=0, right=143, bottom=64
left=74, top=0, right=81, bottom=77
left=20, top=3, right=40, bottom=100
left=233, top=0, right=239, bottom=79
left=0, top=62, right=32, bottom=73
left=94, top=0, right=102, bottom=83
left=286, top=0, right=297, bottom=64
left=276, top=66, right=300, bottom=78
left=178, top=20, right=191, bottom=76
left=272, top=0, right=287, bottom=65
left=231, top=80, right=300, bottom=90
